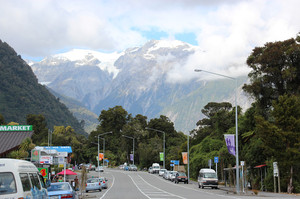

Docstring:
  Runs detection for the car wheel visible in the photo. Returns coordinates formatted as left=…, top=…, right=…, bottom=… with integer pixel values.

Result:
left=198, top=183, right=200, bottom=188
left=86, top=190, right=88, bottom=193
left=99, top=189, right=102, bottom=192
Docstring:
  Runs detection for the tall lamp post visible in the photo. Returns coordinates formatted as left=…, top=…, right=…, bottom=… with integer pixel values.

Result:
left=146, top=127, right=165, bottom=169
left=122, top=135, right=135, bottom=165
left=95, top=131, right=112, bottom=177
left=194, top=69, right=239, bottom=193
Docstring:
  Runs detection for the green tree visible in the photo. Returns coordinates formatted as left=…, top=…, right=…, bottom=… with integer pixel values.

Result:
left=0, top=113, right=5, bottom=124
left=243, top=35, right=300, bottom=118
left=26, top=114, right=48, bottom=145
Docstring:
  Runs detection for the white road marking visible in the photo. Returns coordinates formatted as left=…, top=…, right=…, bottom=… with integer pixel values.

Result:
left=99, top=172, right=115, bottom=199
left=128, top=173, right=187, bottom=199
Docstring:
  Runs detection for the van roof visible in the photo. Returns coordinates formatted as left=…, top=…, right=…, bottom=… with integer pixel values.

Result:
left=199, top=168, right=216, bottom=173
left=0, top=158, right=38, bottom=172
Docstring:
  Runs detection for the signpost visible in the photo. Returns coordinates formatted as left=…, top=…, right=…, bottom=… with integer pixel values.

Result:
left=214, top=157, right=219, bottom=178
left=208, top=159, right=212, bottom=169
left=241, top=161, right=245, bottom=193
left=273, top=162, right=280, bottom=193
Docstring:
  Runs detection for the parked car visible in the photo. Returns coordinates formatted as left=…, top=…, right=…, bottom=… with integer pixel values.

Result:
left=119, top=165, right=125, bottom=170
left=90, top=165, right=96, bottom=171
left=129, top=165, right=137, bottom=171
left=47, top=182, right=78, bottom=199
left=174, top=172, right=188, bottom=184
left=124, top=166, right=129, bottom=171
left=170, top=171, right=178, bottom=182
left=148, top=167, right=153, bottom=173
left=163, top=170, right=170, bottom=179
left=99, top=177, right=108, bottom=189
left=159, top=169, right=167, bottom=176
left=85, top=178, right=102, bottom=193
left=96, top=166, right=104, bottom=172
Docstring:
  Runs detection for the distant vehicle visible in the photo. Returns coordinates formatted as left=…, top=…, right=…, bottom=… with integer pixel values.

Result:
left=129, top=165, right=137, bottom=171
left=152, top=163, right=160, bottom=174
left=170, top=171, right=178, bottom=181
left=47, top=182, right=78, bottom=199
left=148, top=167, right=153, bottom=173
left=96, top=166, right=104, bottom=172
left=119, top=165, right=125, bottom=170
left=174, top=172, right=188, bottom=184
left=124, top=166, right=129, bottom=171
left=159, top=169, right=167, bottom=176
left=99, top=177, right=108, bottom=189
left=0, top=158, right=49, bottom=199
left=85, top=178, right=102, bottom=192
left=198, top=169, right=218, bottom=189
left=163, top=170, right=170, bottom=179
left=90, top=165, right=96, bottom=171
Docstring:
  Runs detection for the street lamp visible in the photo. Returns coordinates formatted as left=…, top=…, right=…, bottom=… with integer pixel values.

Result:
left=194, top=69, right=239, bottom=193
left=95, top=131, right=112, bottom=177
left=145, top=127, right=165, bottom=169
left=122, top=135, right=135, bottom=165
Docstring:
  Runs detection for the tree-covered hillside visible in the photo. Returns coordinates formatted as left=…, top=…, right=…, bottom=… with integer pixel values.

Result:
left=0, top=40, right=86, bottom=136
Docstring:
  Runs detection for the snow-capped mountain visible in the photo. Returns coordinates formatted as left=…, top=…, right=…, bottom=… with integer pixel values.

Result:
left=30, top=40, right=251, bottom=132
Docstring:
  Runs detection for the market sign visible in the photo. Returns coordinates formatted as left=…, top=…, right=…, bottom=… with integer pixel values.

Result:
left=38, top=168, right=48, bottom=178
left=39, top=156, right=53, bottom=164
left=0, top=125, right=33, bottom=131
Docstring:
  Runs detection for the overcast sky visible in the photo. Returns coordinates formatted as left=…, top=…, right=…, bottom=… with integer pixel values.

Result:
left=0, top=0, right=299, bottom=79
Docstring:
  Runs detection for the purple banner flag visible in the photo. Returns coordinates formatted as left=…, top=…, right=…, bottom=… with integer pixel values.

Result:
left=224, top=134, right=236, bottom=156
left=130, top=154, right=133, bottom=161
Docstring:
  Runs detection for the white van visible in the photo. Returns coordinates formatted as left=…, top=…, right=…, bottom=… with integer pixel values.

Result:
left=0, top=158, right=49, bottom=199
left=151, top=163, right=160, bottom=174
left=198, top=168, right=218, bottom=189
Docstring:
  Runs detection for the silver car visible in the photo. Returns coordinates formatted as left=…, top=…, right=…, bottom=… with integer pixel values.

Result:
left=85, top=178, right=102, bottom=193
left=99, top=177, right=108, bottom=189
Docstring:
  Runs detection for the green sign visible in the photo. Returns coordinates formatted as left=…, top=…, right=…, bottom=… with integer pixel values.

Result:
left=31, top=149, right=40, bottom=162
left=160, top=152, right=164, bottom=161
left=38, top=167, right=48, bottom=178
left=0, top=125, right=33, bottom=131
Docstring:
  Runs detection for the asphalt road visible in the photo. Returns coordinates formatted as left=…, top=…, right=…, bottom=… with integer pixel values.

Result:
left=83, top=169, right=300, bottom=199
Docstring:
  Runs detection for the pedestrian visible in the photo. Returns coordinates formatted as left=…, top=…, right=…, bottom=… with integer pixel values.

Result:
left=58, top=175, right=63, bottom=182
left=74, top=176, right=79, bottom=191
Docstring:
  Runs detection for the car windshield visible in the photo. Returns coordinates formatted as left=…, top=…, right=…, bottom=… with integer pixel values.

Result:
left=204, top=173, right=217, bottom=178
left=47, top=183, right=70, bottom=192
left=87, top=179, right=98, bottom=183
left=178, top=172, right=186, bottom=176
left=0, top=172, right=17, bottom=195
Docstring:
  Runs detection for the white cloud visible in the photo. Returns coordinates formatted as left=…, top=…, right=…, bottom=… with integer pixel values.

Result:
left=0, top=0, right=299, bottom=79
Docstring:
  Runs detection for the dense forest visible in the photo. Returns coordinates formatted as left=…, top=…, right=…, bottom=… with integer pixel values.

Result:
left=0, top=40, right=86, bottom=136
left=1, top=34, right=299, bottom=193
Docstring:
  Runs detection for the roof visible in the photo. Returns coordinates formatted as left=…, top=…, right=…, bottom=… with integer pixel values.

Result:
left=0, top=131, right=33, bottom=156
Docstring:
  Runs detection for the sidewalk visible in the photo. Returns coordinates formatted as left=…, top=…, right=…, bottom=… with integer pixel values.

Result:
left=218, top=185, right=300, bottom=198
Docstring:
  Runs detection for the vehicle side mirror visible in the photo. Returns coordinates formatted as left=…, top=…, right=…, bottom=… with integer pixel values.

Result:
left=45, top=179, right=51, bottom=188
left=105, top=178, right=108, bottom=181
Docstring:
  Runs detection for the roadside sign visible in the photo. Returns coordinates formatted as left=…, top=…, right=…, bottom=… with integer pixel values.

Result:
left=57, top=152, right=68, bottom=157
left=38, top=168, right=48, bottom=178
left=170, top=164, right=174, bottom=167
left=59, top=164, right=64, bottom=168
left=273, top=162, right=278, bottom=177
left=31, top=149, right=40, bottom=162
left=241, top=161, right=245, bottom=166
left=160, top=152, right=164, bottom=161
left=170, top=160, right=175, bottom=163
left=174, top=160, right=179, bottom=165
left=58, top=156, right=65, bottom=164
left=214, top=157, right=219, bottom=164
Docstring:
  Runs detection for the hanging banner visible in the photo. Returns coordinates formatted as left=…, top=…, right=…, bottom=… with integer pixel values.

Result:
left=130, top=154, right=133, bottom=161
left=160, top=152, right=164, bottom=161
left=182, top=152, right=188, bottom=164
left=99, top=153, right=104, bottom=160
left=224, top=134, right=236, bottom=156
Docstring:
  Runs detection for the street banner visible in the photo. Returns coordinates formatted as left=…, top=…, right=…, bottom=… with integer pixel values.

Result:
left=224, top=134, right=236, bottom=156
left=160, top=152, right=164, bottom=161
left=130, top=154, right=133, bottom=161
left=182, top=152, right=188, bottom=164
left=99, top=153, right=104, bottom=160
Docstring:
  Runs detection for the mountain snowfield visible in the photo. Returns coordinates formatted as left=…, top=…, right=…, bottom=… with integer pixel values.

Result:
left=30, top=40, right=252, bottom=133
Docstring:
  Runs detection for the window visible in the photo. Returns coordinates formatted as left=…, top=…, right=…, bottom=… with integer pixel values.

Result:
left=20, top=173, right=32, bottom=192
left=38, top=174, right=46, bottom=188
left=29, top=173, right=41, bottom=190
left=0, top=172, right=17, bottom=195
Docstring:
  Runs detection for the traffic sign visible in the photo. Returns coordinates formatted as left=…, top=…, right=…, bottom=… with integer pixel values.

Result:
left=214, top=157, right=219, bottom=163
left=170, top=164, right=174, bottom=167
left=174, top=160, right=179, bottom=165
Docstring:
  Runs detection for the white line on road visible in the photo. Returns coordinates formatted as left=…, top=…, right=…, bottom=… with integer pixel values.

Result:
left=99, top=172, right=115, bottom=199
left=128, top=174, right=151, bottom=199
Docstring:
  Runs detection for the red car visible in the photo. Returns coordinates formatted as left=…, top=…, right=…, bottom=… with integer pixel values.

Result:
left=174, top=172, right=188, bottom=184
